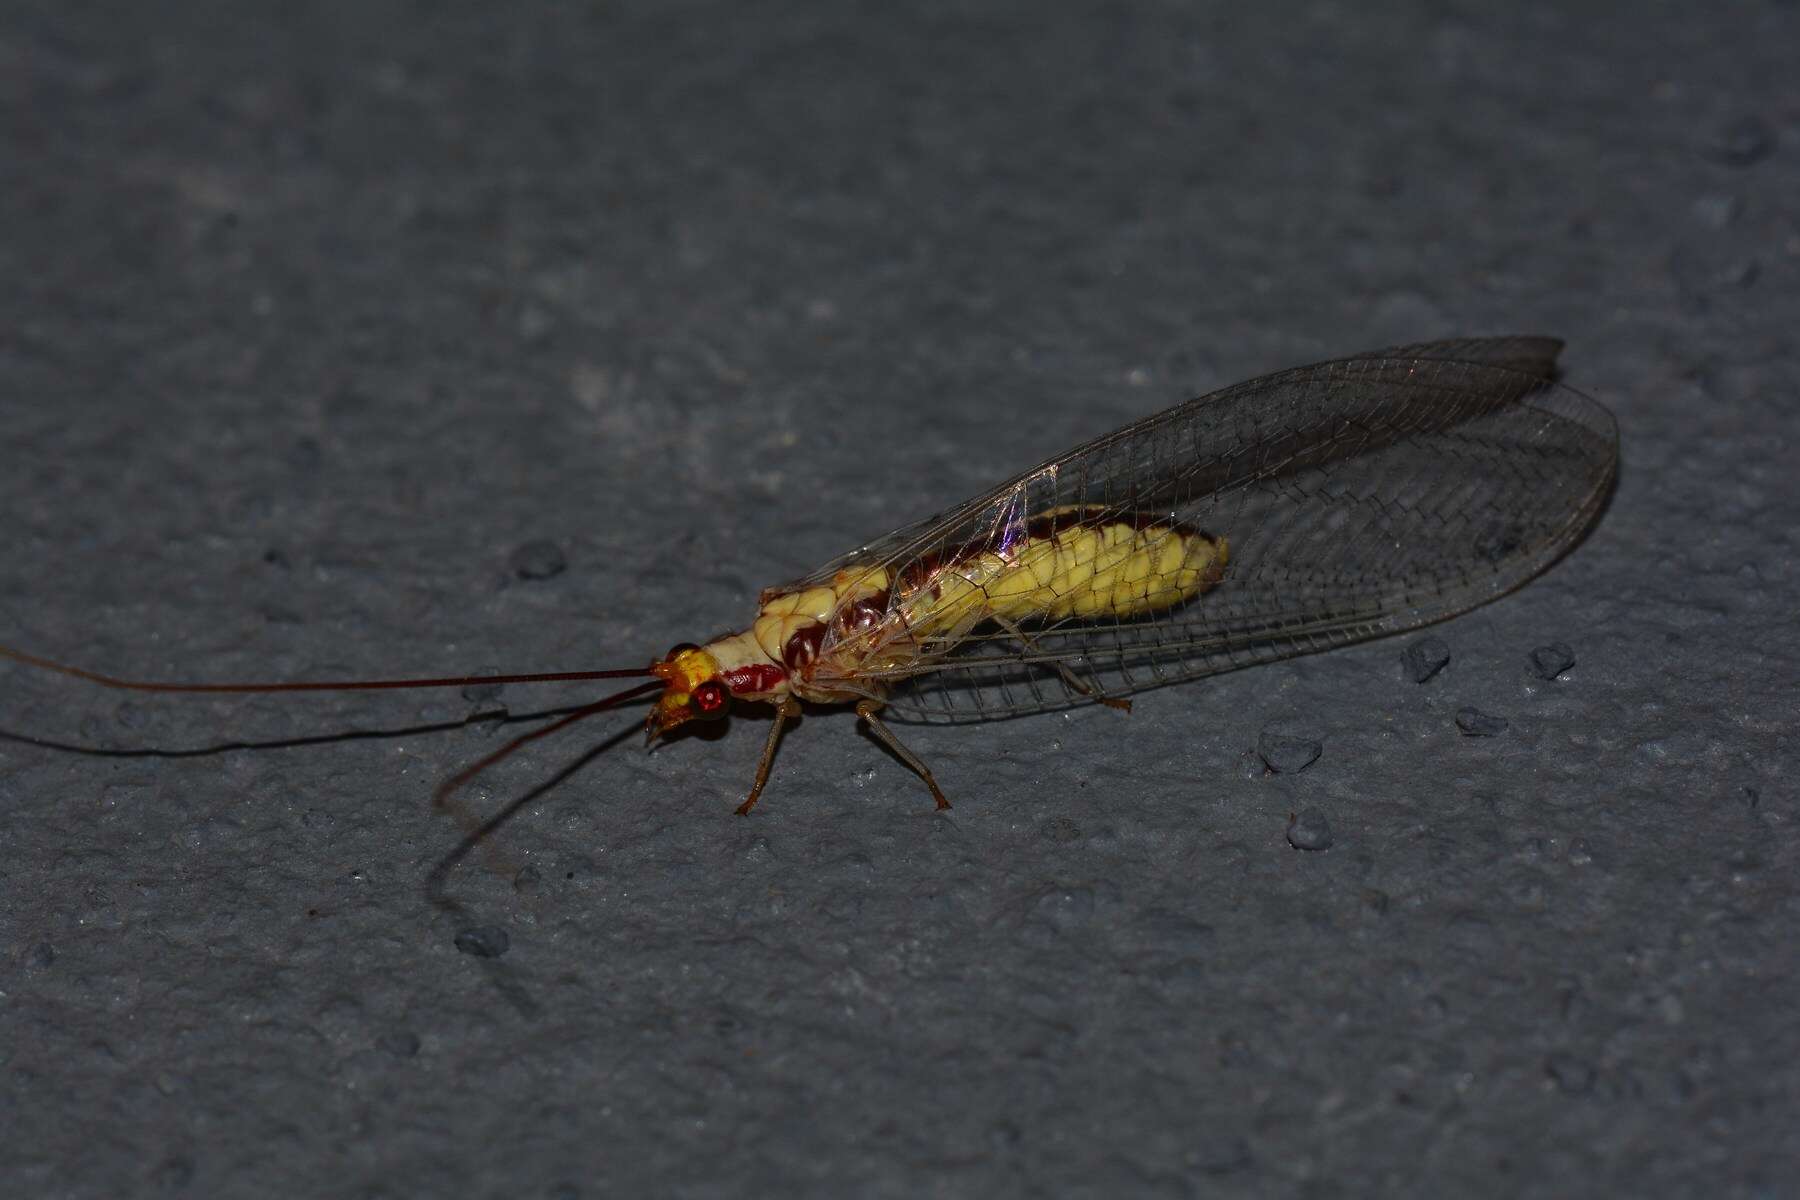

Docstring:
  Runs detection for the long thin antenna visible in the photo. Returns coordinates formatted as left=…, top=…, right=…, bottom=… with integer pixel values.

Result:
left=0, top=642, right=655, bottom=693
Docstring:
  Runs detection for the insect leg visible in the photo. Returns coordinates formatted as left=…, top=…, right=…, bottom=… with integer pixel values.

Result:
left=736, top=695, right=802, bottom=816
left=989, top=614, right=1132, bottom=713
left=855, top=699, right=950, bottom=811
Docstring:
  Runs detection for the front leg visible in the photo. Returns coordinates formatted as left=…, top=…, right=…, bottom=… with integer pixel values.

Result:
left=737, top=695, right=801, bottom=816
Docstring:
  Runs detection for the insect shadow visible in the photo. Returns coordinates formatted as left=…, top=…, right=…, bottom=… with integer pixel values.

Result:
left=1, top=701, right=668, bottom=1019
left=0, top=703, right=657, bottom=902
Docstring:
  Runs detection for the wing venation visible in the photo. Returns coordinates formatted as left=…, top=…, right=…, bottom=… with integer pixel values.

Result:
left=776, top=338, right=1617, bottom=723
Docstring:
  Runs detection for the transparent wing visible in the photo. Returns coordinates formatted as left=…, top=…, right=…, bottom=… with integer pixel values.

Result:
left=776, top=337, right=1618, bottom=723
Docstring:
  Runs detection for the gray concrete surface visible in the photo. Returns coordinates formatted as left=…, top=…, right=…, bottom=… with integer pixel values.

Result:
left=1, top=2, right=1795, bottom=1196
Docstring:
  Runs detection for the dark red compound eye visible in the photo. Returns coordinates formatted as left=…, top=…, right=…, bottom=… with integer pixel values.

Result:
left=690, top=679, right=729, bottom=718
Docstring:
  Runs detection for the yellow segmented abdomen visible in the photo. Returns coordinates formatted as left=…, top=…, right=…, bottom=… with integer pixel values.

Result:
left=901, top=511, right=1228, bottom=636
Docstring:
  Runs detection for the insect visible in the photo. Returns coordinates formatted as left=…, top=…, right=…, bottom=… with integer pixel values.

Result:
left=2, top=337, right=1618, bottom=834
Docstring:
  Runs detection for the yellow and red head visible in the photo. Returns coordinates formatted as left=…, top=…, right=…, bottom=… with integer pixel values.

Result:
left=646, top=643, right=731, bottom=742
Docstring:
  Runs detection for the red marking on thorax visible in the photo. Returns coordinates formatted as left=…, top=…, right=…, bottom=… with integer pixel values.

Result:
left=835, top=593, right=888, bottom=634
left=722, top=662, right=786, bottom=697
left=783, top=624, right=824, bottom=670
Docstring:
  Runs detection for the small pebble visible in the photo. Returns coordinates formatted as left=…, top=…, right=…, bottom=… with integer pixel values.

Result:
left=1258, top=729, right=1321, bottom=774
left=1530, top=643, right=1576, bottom=680
left=454, top=925, right=511, bottom=958
left=1716, top=259, right=1759, bottom=288
left=1030, top=885, right=1095, bottom=931
left=285, top=436, right=324, bottom=472
left=1456, top=707, right=1509, bottom=737
left=1286, top=808, right=1334, bottom=851
left=1039, top=816, right=1082, bottom=844
left=1691, top=192, right=1743, bottom=229
left=1702, top=115, right=1774, bottom=167
left=1403, top=636, right=1451, bottom=683
left=151, top=1157, right=196, bottom=1189
left=1546, top=1052, right=1597, bottom=1095
left=1671, top=244, right=1762, bottom=299
left=376, top=1030, right=422, bottom=1058
left=460, top=677, right=506, bottom=703
left=509, top=539, right=567, bottom=580
left=1186, top=1133, right=1253, bottom=1176
left=1473, top=523, right=1524, bottom=562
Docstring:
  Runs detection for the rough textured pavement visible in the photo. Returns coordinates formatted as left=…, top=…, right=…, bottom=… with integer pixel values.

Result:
left=2, top=2, right=1796, bottom=1196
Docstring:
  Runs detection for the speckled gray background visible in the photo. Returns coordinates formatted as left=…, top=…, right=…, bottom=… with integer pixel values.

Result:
left=1, top=2, right=1795, bottom=1197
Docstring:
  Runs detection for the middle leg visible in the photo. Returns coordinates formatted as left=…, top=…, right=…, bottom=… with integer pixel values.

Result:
left=856, top=699, right=950, bottom=810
